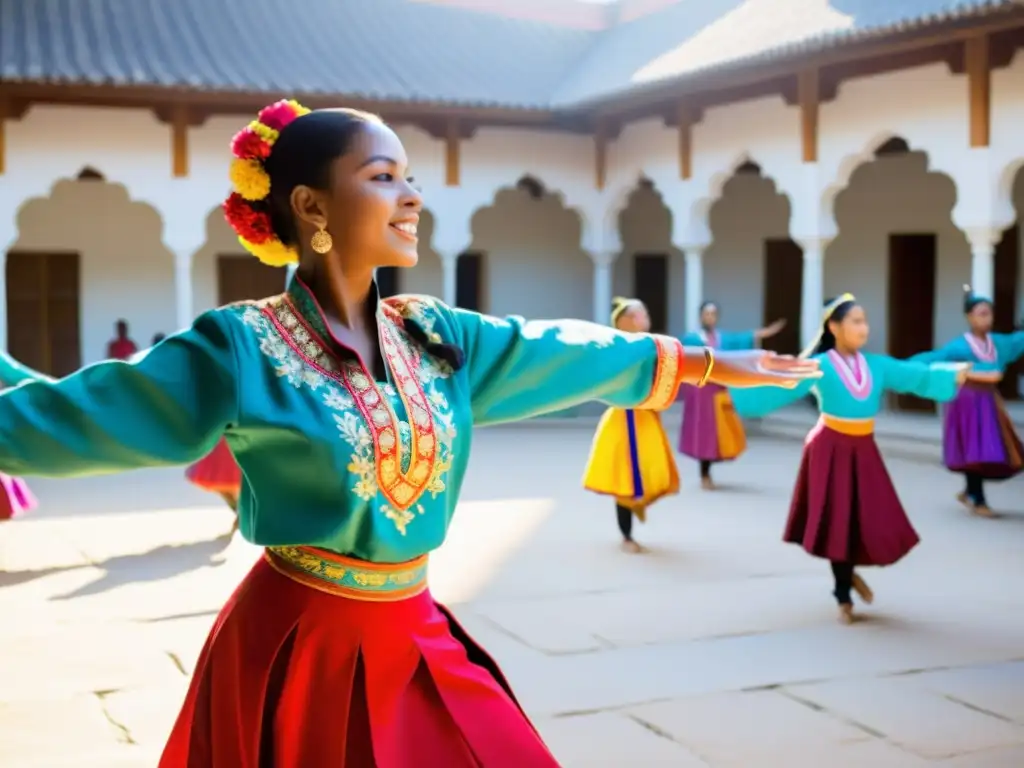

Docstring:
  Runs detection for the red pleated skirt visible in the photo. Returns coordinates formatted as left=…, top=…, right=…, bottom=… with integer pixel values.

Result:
left=185, top=438, right=242, bottom=494
left=784, top=423, right=919, bottom=566
left=159, top=553, right=559, bottom=767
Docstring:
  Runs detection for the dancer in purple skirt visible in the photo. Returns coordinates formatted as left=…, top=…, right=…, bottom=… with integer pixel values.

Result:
left=680, top=301, right=786, bottom=489
left=910, top=286, right=1024, bottom=517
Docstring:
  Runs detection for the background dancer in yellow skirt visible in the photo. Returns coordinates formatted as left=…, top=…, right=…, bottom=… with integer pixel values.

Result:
left=583, top=298, right=681, bottom=553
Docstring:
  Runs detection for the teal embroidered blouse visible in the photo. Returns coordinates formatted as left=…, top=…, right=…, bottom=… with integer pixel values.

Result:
left=909, top=331, right=1024, bottom=374
left=730, top=351, right=961, bottom=420
left=0, top=279, right=687, bottom=563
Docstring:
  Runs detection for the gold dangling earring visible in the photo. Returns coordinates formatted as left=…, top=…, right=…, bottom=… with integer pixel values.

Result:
left=310, top=225, right=333, bottom=254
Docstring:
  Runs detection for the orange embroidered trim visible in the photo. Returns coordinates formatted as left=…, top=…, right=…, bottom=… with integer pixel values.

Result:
left=354, top=313, right=437, bottom=510
left=263, top=296, right=437, bottom=511
left=637, top=335, right=685, bottom=410
left=265, top=546, right=428, bottom=602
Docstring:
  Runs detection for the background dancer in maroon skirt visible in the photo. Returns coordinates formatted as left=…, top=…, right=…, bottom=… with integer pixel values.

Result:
left=679, top=301, right=786, bottom=489
left=0, top=102, right=820, bottom=766
left=910, top=286, right=1024, bottom=517
left=733, top=294, right=969, bottom=624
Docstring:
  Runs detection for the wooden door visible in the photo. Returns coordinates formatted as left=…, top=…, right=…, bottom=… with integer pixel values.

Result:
left=994, top=224, right=1020, bottom=400
left=633, top=253, right=669, bottom=334
left=456, top=252, right=485, bottom=311
left=888, top=233, right=937, bottom=412
left=762, top=239, right=803, bottom=355
left=217, top=255, right=286, bottom=305
left=376, top=267, right=400, bottom=298
left=5, top=251, right=81, bottom=377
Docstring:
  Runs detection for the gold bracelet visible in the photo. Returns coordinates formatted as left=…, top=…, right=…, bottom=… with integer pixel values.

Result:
left=697, top=346, right=715, bottom=388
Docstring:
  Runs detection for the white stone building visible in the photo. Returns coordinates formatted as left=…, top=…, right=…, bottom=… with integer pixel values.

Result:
left=1, top=0, right=1023, bottom=408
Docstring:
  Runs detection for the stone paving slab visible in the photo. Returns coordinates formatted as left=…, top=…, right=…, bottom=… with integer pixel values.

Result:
left=0, top=695, right=124, bottom=763
left=2, top=433, right=1023, bottom=766
left=101, top=682, right=189, bottom=749
left=628, top=689, right=872, bottom=764
left=535, top=712, right=710, bottom=767
left=786, top=677, right=1024, bottom=760
left=936, top=744, right=1024, bottom=766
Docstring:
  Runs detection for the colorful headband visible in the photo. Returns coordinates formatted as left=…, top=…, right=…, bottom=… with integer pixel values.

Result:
left=222, top=99, right=312, bottom=266
left=823, top=293, right=856, bottom=322
left=798, top=292, right=856, bottom=359
left=611, top=297, right=641, bottom=325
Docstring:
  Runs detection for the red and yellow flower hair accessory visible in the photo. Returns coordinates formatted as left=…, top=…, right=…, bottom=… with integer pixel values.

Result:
left=222, top=99, right=311, bottom=266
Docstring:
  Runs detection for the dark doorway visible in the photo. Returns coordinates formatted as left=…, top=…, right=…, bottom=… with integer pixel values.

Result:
left=217, top=255, right=286, bottom=305
left=888, top=233, right=937, bottom=412
left=456, top=252, right=485, bottom=311
left=994, top=224, right=1020, bottom=400
left=6, top=251, right=82, bottom=377
left=762, top=238, right=803, bottom=355
left=633, top=253, right=669, bottom=334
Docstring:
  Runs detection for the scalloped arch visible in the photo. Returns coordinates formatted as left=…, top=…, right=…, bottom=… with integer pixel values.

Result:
left=997, top=158, right=1024, bottom=219
left=820, top=131, right=955, bottom=225
left=601, top=174, right=668, bottom=251
left=469, top=174, right=595, bottom=249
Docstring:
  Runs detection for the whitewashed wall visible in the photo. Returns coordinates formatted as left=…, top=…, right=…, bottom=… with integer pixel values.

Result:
left=2, top=49, right=1024, bottom=366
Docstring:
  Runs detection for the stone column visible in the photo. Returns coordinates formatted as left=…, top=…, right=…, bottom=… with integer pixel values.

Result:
left=965, top=226, right=1000, bottom=300
left=798, top=238, right=830, bottom=351
left=440, top=251, right=459, bottom=307
left=682, top=247, right=704, bottom=334
left=591, top=251, right=615, bottom=324
left=173, top=250, right=195, bottom=331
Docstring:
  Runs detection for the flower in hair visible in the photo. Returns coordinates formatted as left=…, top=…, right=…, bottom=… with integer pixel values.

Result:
left=258, top=99, right=311, bottom=131
left=229, top=158, right=271, bottom=201
left=230, top=127, right=272, bottom=161
left=223, top=98, right=312, bottom=266
left=240, top=237, right=300, bottom=268
left=223, top=193, right=274, bottom=244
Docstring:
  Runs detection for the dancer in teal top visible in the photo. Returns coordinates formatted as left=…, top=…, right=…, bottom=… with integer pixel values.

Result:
left=909, top=286, right=1024, bottom=517
left=677, top=300, right=786, bottom=489
left=732, top=294, right=968, bottom=625
left=0, top=101, right=821, bottom=767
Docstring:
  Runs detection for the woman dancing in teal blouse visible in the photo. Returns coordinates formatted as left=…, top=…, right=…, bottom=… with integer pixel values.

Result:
left=909, top=286, right=1024, bottom=517
left=0, top=101, right=820, bottom=767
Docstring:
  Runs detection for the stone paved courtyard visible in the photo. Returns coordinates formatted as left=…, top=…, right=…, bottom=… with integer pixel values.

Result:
left=1, top=426, right=1023, bottom=767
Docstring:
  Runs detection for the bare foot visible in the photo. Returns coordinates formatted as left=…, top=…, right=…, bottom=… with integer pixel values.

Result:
left=622, top=540, right=646, bottom=554
left=972, top=504, right=996, bottom=518
left=851, top=572, right=874, bottom=605
left=701, top=477, right=715, bottom=491
left=958, top=492, right=996, bottom=518
left=837, top=603, right=856, bottom=625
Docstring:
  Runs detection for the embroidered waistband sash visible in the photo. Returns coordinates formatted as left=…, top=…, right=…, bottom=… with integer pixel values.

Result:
left=964, top=378, right=1001, bottom=390
left=820, top=415, right=875, bottom=436
left=265, top=546, right=429, bottom=602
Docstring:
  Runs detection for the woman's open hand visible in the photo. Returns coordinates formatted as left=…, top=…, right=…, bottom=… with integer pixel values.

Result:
left=708, top=350, right=822, bottom=389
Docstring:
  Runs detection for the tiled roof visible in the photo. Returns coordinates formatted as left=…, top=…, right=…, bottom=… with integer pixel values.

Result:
left=552, top=0, right=1022, bottom=107
left=0, top=0, right=1019, bottom=110
left=0, top=0, right=595, bottom=109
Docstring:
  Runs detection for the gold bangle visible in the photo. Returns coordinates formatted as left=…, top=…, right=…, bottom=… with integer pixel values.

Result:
left=697, top=346, right=715, bottom=388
